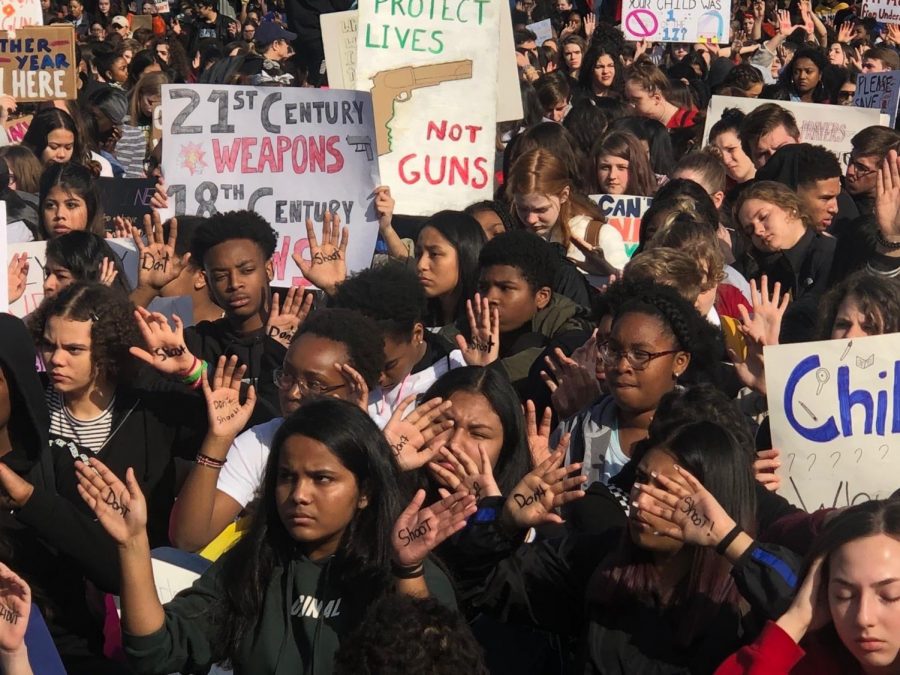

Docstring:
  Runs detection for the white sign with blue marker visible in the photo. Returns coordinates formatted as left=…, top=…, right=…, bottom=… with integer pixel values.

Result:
left=766, top=334, right=900, bottom=513
left=622, top=0, right=730, bottom=43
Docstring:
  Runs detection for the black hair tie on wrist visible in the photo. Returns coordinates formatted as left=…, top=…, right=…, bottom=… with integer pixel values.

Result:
left=715, top=525, right=743, bottom=555
left=391, top=562, right=425, bottom=579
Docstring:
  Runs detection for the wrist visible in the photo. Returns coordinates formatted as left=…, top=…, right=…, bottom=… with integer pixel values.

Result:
left=391, top=560, right=425, bottom=578
left=118, top=532, right=151, bottom=555
left=777, top=608, right=811, bottom=643
left=0, top=646, right=29, bottom=667
left=710, top=517, right=738, bottom=549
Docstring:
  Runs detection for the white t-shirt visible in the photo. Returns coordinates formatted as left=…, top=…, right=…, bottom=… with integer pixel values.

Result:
left=216, top=417, right=282, bottom=508
left=367, top=349, right=467, bottom=419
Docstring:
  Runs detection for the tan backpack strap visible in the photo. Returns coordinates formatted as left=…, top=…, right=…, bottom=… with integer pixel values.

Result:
left=584, top=220, right=603, bottom=247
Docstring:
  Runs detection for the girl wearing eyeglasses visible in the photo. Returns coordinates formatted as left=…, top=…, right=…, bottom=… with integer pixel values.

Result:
left=554, top=278, right=720, bottom=488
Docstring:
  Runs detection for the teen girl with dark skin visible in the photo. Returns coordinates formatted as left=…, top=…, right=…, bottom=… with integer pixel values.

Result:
left=74, top=398, right=475, bottom=674
left=429, top=418, right=801, bottom=674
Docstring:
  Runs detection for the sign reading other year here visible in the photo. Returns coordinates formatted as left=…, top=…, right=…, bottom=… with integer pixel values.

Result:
left=160, top=84, right=381, bottom=288
left=765, top=334, right=900, bottom=513
left=0, top=25, right=76, bottom=101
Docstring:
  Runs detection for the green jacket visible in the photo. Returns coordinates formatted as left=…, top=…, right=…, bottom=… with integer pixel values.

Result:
left=497, top=294, right=592, bottom=389
left=123, top=551, right=455, bottom=675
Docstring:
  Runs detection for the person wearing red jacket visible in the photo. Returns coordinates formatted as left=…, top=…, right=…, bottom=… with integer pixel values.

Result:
left=717, top=498, right=900, bottom=675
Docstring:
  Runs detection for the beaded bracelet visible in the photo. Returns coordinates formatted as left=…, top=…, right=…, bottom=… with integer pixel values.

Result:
left=195, top=453, right=226, bottom=469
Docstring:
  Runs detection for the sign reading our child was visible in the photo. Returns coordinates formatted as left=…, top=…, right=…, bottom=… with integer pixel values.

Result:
left=160, top=84, right=381, bottom=287
left=623, top=0, right=730, bottom=43
left=0, top=25, right=76, bottom=101
left=766, top=334, right=900, bottom=513
left=356, top=0, right=500, bottom=215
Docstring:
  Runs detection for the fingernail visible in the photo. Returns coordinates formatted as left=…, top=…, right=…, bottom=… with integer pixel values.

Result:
left=631, top=501, right=639, bottom=509
left=650, top=471, right=658, bottom=478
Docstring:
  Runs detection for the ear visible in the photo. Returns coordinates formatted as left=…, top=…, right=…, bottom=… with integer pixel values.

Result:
left=265, top=258, right=274, bottom=282
left=535, top=286, right=552, bottom=310
left=559, top=186, right=571, bottom=205
left=192, top=267, right=207, bottom=292
left=412, top=322, right=425, bottom=345
left=357, top=492, right=369, bottom=510
left=673, top=351, right=691, bottom=379
left=712, top=191, right=725, bottom=209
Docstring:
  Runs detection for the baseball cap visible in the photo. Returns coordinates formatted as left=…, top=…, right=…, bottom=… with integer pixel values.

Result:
left=254, top=21, right=297, bottom=45
left=111, top=15, right=129, bottom=28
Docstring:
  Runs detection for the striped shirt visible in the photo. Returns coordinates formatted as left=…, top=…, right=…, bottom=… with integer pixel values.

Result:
left=46, top=389, right=116, bottom=455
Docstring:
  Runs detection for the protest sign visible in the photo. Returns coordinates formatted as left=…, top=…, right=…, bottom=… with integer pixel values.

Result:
left=862, top=0, right=900, bottom=24
left=2, top=113, right=30, bottom=143
left=623, top=0, right=730, bottom=43
left=321, top=10, right=358, bottom=91
left=131, top=13, right=152, bottom=30
left=161, top=84, right=381, bottom=287
left=6, top=238, right=139, bottom=317
left=355, top=0, right=500, bottom=215
left=329, top=3, right=521, bottom=124
left=526, top=18, right=552, bottom=44
left=766, top=334, right=900, bottom=512
left=0, top=0, right=42, bottom=29
left=0, top=25, right=76, bottom=101
left=589, top=194, right=652, bottom=259
left=703, top=95, right=882, bottom=171
left=854, top=70, right=900, bottom=126
left=96, top=177, right=158, bottom=220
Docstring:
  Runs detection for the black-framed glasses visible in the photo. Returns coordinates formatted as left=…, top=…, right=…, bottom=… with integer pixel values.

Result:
left=272, top=369, right=346, bottom=395
left=847, top=155, right=878, bottom=178
left=597, top=343, right=680, bottom=370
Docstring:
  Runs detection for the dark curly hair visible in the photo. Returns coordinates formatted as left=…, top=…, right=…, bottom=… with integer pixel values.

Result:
left=464, top=200, right=515, bottom=235
left=478, top=230, right=559, bottom=292
left=296, top=308, right=385, bottom=389
left=334, top=595, right=489, bottom=675
left=331, top=261, right=426, bottom=339
left=189, top=210, right=278, bottom=268
left=604, top=278, right=722, bottom=387
left=29, top=282, right=141, bottom=382
left=817, top=270, right=900, bottom=340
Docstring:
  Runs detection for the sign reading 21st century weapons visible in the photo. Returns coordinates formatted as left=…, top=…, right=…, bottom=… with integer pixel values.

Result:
left=355, top=0, right=500, bottom=215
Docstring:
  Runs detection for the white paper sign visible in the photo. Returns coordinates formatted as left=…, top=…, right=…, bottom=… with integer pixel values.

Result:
left=703, top=95, right=883, bottom=171
left=0, top=0, right=42, bottom=29
left=526, top=18, right=552, bottom=44
left=622, top=0, right=730, bottom=43
left=862, top=0, right=900, bottom=24
left=854, top=71, right=900, bottom=127
left=355, top=0, right=500, bottom=215
left=766, top=334, right=900, bottom=512
left=161, top=84, right=381, bottom=287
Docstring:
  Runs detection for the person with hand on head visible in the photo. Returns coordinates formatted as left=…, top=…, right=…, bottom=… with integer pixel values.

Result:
left=41, top=231, right=131, bottom=301
left=170, top=307, right=438, bottom=553
left=452, top=417, right=800, bottom=674
left=716, top=499, right=900, bottom=675
left=77, top=398, right=473, bottom=674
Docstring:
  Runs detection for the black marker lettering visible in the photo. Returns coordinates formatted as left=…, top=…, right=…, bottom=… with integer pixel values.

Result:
left=397, top=518, right=432, bottom=546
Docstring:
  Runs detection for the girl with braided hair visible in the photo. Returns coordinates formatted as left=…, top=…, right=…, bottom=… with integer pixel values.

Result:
left=553, top=278, right=721, bottom=490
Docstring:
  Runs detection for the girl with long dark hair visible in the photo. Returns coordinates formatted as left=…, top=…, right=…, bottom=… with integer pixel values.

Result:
left=75, top=398, right=474, bottom=673
left=37, top=163, right=106, bottom=240
left=21, top=108, right=90, bottom=168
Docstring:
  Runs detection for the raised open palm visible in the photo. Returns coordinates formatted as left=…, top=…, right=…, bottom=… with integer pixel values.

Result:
left=391, top=488, right=476, bottom=567
left=202, top=355, right=256, bottom=441
left=75, top=458, right=147, bottom=546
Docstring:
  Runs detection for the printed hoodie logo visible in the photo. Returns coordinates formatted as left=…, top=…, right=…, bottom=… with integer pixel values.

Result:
left=290, top=595, right=341, bottom=619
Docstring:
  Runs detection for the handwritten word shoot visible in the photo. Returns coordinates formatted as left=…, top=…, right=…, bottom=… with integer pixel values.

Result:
left=398, top=518, right=432, bottom=545
left=366, top=0, right=490, bottom=54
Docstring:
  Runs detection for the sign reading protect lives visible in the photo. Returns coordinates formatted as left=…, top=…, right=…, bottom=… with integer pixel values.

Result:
left=623, top=0, right=730, bottom=43
left=766, top=334, right=900, bottom=512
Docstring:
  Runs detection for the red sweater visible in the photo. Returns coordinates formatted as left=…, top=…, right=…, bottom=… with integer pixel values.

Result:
left=715, top=621, right=863, bottom=675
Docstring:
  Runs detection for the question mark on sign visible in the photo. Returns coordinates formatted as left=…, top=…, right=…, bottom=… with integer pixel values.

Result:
left=831, top=451, right=841, bottom=469
left=881, top=444, right=890, bottom=460
left=855, top=448, right=863, bottom=463
left=807, top=453, right=817, bottom=471
left=787, top=452, right=796, bottom=473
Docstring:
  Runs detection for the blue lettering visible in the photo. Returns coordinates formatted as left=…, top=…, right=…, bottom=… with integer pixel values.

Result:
left=785, top=355, right=839, bottom=442
left=839, top=364, right=873, bottom=436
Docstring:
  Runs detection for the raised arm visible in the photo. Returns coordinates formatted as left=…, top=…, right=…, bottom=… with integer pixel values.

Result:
left=168, top=356, right=256, bottom=551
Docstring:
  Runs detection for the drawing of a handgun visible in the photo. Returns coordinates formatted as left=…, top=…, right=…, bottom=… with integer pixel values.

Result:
left=346, top=135, right=374, bottom=161
left=370, top=60, right=473, bottom=156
